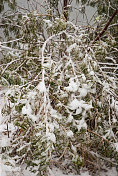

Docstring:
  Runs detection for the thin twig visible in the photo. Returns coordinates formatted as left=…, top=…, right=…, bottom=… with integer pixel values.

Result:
left=87, top=129, right=111, bottom=144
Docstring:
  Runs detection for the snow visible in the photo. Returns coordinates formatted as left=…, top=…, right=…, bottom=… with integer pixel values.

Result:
left=66, top=130, right=74, bottom=137
left=76, top=118, right=87, bottom=132
left=76, top=107, right=82, bottom=114
left=0, top=89, right=7, bottom=124
left=48, top=123, right=55, bottom=132
left=101, top=167, right=118, bottom=176
left=79, top=88, right=87, bottom=97
left=69, top=99, right=83, bottom=110
left=67, top=115, right=73, bottom=123
left=0, top=89, right=118, bottom=176
left=47, top=132, right=56, bottom=143
left=48, top=167, right=91, bottom=176
left=50, top=109, right=62, bottom=120
left=111, top=98, right=118, bottom=116
left=69, top=99, right=92, bottom=112
left=81, top=75, right=86, bottom=82
left=36, top=81, right=46, bottom=93
left=89, top=71, right=94, bottom=76
left=44, top=19, right=53, bottom=28
left=114, top=143, right=118, bottom=152
left=0, top=135, right=10, bottom=147
left=65, top=79, right=78, bottom=92
left=22, top=103, right=38, bottom=122
left=48, top=167, right=117, bottom=176
left=67, top=43, right=77, bottom=53
left=27, top=91, right=37, bottom=99
left=22, top=103, right=32, bottom=115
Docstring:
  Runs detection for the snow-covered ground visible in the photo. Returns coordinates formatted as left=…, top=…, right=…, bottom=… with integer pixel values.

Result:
left=0, top=88, right=118, bottom=176
left=0, top=163, right=117, bottom=176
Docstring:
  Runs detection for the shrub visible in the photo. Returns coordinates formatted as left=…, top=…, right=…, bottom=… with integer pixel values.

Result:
left=0, top=12, right=118, bottom=175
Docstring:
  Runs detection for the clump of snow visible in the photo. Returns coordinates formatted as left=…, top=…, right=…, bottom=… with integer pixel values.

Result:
left=82, top=104, right=93, bottom=111
left=114, top=143, right=118, bottom=152
left=36, top=81, right=46, bottom=93
left=48, top=123, right=55, bottom=133
left=27, top=91, right=37, bottom=99
left=67, top=115, right=73, bottom=123
left=66, top=130, right=73, bottom=137
left=44, top=19, right=53, bottom=28
left=111, top=98, right=118, bottom=116
left=76, top=107, right=82, bottom=115
left=76, top=118, right=87, bottom=131
left=22, top=103, right=38, bottom=122
left=69, top=99, right=92, bottom=112
left=89, top=71, right=94, bottom=76
left=79, top=88, right=87, bottom=97
left=47, top=132, right=56, bottom=143
left=81, top=74, right=86, bottom=81
left=0, top=135, right=10, bottom=147
left=43, top=62, right=52, bottom=69
left=22, top=103, right=32, bottom=115
left=65, top=79, right=78, bottom=92
left=79, top=52, right=84, bottom=58
left=50, top=109, right=62, bottom=120
left=69, top=99, right=82, bottom=110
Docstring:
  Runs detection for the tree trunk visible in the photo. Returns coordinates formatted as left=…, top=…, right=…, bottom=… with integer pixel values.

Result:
left=63, top=0, right=68, bottom=21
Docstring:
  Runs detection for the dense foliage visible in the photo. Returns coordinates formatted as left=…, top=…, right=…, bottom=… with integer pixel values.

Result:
left=0, top=1, right=118, bottom=176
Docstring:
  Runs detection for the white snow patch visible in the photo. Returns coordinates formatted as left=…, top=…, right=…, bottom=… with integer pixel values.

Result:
left=47, top=132, right=56, bottom=143
left=69, top=99, right=83, bottom=110
left=114, top=143, right=118, bottom=152
left=89, top=71, right=94, bottom=76
left=79, top=52, right=84, bottom=58
left=22, top=103, right=32, bottom=115
left=69, top=99, right=92, bottom=112
left=36, top=81, right=46, bottom=93
left=22, top=103, right=38, bottom=122
left=27, top=91, right=37, bottom=99
left=66, top=130, right=73, bottom=137
left=76, top=107, right=82, bottom=114
left=76, top=118, right=87, bottom=132
left=44, top=19, right=53, bottom=27
left=101, top=167, right=118, bottom=176
left=50, top=109, right=62, bottom=120
left=0, top=135, right=11, bottom=147
left=81, top=74, right=86, bottom=81
left=79, top=88, right=87, bottom=97
left=82, top=104, right=93, bottom=111
left=67, top=115, right=73, bottom=123
left=48, top=123, right=55, bottom=132
left=65, top=80, right=78, bottom=92
left=48, top=167, right=91, bottom=176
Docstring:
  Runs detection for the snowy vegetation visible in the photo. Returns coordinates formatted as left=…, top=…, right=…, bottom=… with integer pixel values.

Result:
left=0, top=1, right=118, bottom=176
